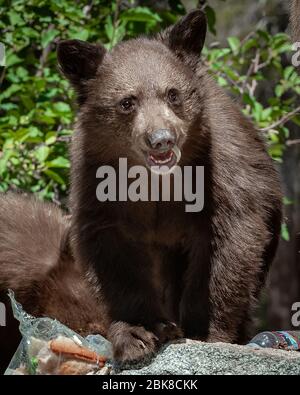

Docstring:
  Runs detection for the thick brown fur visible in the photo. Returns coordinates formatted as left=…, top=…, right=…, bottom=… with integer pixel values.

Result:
left=0, top=193, right=108, bottom=372
left=57, top=10, right=283, bottom=362
left=291, top=0, right=300, bottom=43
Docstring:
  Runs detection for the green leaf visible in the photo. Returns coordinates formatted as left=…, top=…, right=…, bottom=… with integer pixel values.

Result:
left=8, top=10, right=24, bottom=26
left=0, top=150, right=13, bottom=175
left=261, top=108, right=272, bottom=121
left=4, top=52, right=22, bottom=68
left=217, top=76, right=228, bottom=87
left=268, top=144, right=284, bottom=160
left=41, top=29, right=59, bottom=48
left=284, top=66, right=295, bottom=81
left=257, top=30, right=270, bottom=42
left=253, top=101, right=264, bottom=122
left=0, top=84, right=22, bottom=100
left=53, top=102, right=71, bottom=113
left=46, top=157, right=70, bottom=169
left=0, top=43, right=5, bottom=67
left=69, top=29, right=90, bottom=41
left=34, top=146, right=50, bottom=163
left=45, top=132, right=57, bottom=145
left=283, top=197, right=293, bottom=206
left=105, top=16, right=114, bottom=41
left=281, top=223, right=290, bottom=242
left=205, top=6, right=216, bottom=35
left=243, top=93, right=256, bottom=108
left=215, top=48, right=231, bottom=59
left=121, top=7, right=162, bottom=23
left=16, top=66, right=29, bottom=80
left=275, top=85, right=284, bottom=98
left=228, top=37, right=240, bottom=55
left=43, top=169, right=66, bottom=185
left=242, top=38, right=258, bottom=53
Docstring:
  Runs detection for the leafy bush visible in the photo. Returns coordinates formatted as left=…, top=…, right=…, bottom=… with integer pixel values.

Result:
left=204, top=31, right=300, bottom=163
left=0, top=0, right=299, bottom=212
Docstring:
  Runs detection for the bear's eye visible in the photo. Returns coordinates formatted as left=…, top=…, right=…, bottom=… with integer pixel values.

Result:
left=167, top=89, right=180, bottom=105
left=119, top=97, right=135, bottom=113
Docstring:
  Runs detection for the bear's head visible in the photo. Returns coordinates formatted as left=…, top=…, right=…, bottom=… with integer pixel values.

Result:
left=57, top=10, right=207, bottom=172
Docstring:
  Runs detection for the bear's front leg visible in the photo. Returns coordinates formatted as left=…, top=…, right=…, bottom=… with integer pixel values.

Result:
left=179, top=236, right=212, bottom=340
left=179, top=212, right=271, bottom=344
left=76, top=227, right=181, bottom=362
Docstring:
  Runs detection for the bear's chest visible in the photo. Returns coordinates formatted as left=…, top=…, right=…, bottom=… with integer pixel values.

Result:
left=121, top=199, right=201, bottom=247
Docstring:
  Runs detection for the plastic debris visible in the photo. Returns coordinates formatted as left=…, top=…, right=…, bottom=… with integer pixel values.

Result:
left=5, top=290, right=112, bottom=375
left=247, top=331, right=300, bottom=351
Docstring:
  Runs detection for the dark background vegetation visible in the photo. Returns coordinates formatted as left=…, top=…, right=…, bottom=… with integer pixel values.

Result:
left=0, top=0, right=299, bottom=331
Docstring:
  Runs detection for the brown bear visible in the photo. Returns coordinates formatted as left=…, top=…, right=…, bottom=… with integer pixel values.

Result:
left=57, top=9, right=282, bottom=362
left=0, top=193, right=108, bottom=373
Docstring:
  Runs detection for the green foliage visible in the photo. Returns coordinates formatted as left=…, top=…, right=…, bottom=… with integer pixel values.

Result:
left=203, top=30, right=300, bottom=163
left=281, top=223, right=290, bottom=242
left=0, top=0, right=299, bottom=223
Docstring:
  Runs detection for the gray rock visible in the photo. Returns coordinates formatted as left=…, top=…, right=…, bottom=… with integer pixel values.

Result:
left=114, top=340, right=300, bottom=375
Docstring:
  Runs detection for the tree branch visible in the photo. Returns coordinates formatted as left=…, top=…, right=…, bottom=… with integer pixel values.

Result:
left=260, top=106, right=300, bottom=132
left=109, top=0, right=122, bottom=49
left=83, top=1, right=93, bottom=17
left=287, top=139, right=300, bottom=146
left=36, top=24, right=55, bottom=77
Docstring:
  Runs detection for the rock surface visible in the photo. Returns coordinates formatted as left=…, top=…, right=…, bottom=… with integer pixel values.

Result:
left=114, top=340, right=300, bottom=375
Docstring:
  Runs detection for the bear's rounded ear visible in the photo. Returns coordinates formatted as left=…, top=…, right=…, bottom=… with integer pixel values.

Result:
left=57, top=39, right=106, bottom=86
left=160, top=10, right=207, bottom=58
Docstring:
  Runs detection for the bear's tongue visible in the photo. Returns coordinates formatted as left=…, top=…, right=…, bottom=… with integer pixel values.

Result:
left=150, top=150, right=174, bottom=165
left=146, top=146, right=181, bottom=174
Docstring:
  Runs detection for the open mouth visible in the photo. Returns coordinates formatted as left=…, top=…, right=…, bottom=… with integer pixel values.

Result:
left=145, top=146, right=181, bottom=174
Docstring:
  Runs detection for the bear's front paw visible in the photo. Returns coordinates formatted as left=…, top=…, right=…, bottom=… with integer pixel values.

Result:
left=108, top=321, right=159, bottom=363
left=153, top=321, right=183, bottom=343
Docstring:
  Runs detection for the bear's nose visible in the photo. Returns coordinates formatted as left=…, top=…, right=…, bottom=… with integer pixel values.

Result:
left=147, top=129, right=176, bottom=152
